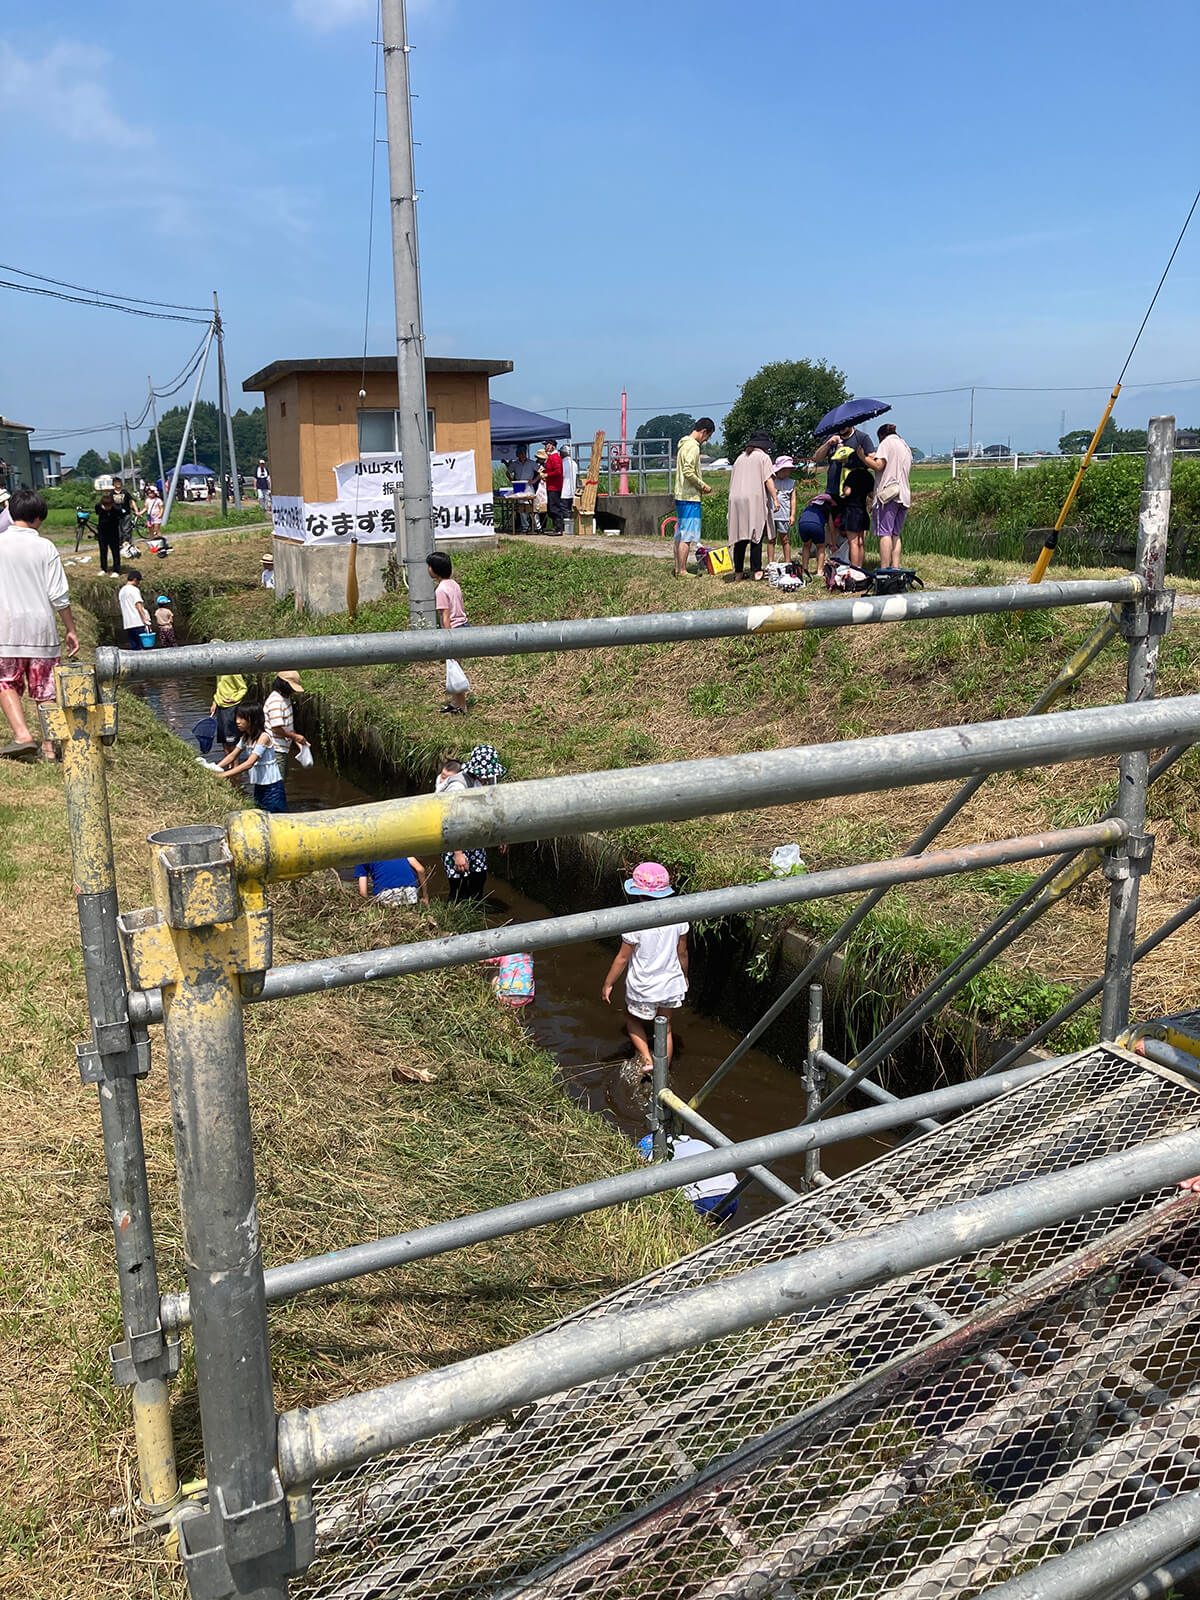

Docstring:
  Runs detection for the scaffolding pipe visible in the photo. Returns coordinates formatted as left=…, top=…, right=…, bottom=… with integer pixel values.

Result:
left=649, top=1016, right=669, bottom=1162
left=275, top=1126, right=1200, bottom=1485
left=686, top=610, right=1126, bottom=1110
left=92, top=576, right=1142, bottom=684
left=1101, top=416, right=1174, bottom=1036
left=1108, top=1542, right=1200, bottom=1600
left=981, top=1489, right=1200, bottom=1600
left=158, top=1059, right=1056, bottom=1331
left=986, top=891, right=1200, bottom=1077
left=803, top=986, right=825, bottom=1187
left=816, top=1050, right=943, bottom=1136
left=224, top=702, right=1200, bottom=887
left=127, top=825, right=1127, bottom=1026
left=659, top=1090, right=800, bottom=1203
left=842, top=738, right=1190, bottom=1088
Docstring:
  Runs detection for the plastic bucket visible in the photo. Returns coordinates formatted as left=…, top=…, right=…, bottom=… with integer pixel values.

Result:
left=137, top=630, right=157, bottom=650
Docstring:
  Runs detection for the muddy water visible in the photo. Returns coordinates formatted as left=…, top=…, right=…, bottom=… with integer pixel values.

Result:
left=131, top=670, right=890, bottom=1223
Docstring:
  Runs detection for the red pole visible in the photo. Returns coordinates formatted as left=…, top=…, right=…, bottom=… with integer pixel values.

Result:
left=619, top=389, right=629, bottom=495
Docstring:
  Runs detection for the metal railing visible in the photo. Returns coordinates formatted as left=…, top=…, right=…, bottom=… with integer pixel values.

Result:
left=52, top=415, right=1200, bottom=1597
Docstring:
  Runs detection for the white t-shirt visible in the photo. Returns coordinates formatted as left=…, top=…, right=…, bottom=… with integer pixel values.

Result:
left=119, top=583, right=146, bottom=629
left=874, top=433, right=913, bottom=508
left=623, top=921, right=689, bottom=1007
left=0, top=524, right=70, bottom=656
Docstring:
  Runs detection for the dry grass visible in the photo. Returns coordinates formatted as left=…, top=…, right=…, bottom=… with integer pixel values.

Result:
left=0, top=618, right=705, bottom=1595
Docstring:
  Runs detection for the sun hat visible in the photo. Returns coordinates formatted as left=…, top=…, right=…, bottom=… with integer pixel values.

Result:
left=277, top=670, right=304, bottom=693
left=624, top=861, right=674, bottom=898
left=261, top=552, right=274, bottom=566
left=156, top=594, right=171, bottom=605
left=463, top=744, right=506, bottom=782
left=773, top=455, right=795, bottom=473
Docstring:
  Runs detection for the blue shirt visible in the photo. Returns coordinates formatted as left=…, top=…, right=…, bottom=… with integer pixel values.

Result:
left=356, top=857, right=418, bottom=893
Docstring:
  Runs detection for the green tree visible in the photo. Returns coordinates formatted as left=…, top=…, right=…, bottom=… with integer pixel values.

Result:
left=722, top=359, right=849, bottom=460
left=138, top=401, right=267, bottom=479
left=231, top=407, right=267, bottom=469
left=910, top=446, right=926, bottom=462
left=635, top=412, right=695, bottom=445
left=1059, top=421, right=1148, bottom=455
left=74, top=448, right=107, bottom=479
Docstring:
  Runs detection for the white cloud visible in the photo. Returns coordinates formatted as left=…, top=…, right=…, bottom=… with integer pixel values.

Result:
left=0, top=42, right=150, bottom=150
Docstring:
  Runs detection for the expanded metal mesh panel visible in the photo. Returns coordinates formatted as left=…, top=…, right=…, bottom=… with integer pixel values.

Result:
left=293, top=1047, right=1200, bottom=1600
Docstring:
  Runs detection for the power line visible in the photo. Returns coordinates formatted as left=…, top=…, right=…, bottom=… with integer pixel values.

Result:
left=0, top=278, right=211, bottom=324
left=0, top=261, right=209, bottom=314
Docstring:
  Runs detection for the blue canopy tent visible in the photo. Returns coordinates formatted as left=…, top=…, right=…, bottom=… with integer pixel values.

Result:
left=179, top=462, right=215, bottom=476
left=491, top=401, right=570, bottom=462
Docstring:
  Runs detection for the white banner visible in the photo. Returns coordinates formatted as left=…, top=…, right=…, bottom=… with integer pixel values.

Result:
left=333, top=450, right=476, bottom=507
left=271, top=496, right=305, bottom=543
left=290, top=494, right=494, bottom=547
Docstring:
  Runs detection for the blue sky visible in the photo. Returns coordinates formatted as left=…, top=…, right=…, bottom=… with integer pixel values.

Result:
left=5, top=0, right=1200, bottom=462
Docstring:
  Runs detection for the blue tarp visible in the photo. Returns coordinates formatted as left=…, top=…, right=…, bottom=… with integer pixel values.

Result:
left=179, top=462, right=215, bottom=476
left=491, top=400, right=570, bottom=450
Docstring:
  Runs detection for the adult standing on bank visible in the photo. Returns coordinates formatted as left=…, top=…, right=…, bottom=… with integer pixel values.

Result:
left=813, top=421, right=876, bottom=500
left=542, top=439, right=565, bottom=535
left=0, top=489, right=79, bottom=761
left=254, top=459, right=271, bottom=511
left=727, top=432, right=780, bottom=581
left=673, top=417, right=715, bottom=577
left=859, top=422, right=913, bottom=568
left=94, top=488, right=125, bottom=575
left=560, top=445, right=579, bottom=530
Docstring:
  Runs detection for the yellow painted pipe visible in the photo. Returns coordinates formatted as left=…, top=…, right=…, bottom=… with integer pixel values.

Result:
left=132, top=1379, right=180, bottom=1512
left=1029, top=384, right=1122, bottom=584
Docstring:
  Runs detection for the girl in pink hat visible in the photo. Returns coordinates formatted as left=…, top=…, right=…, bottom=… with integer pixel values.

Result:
left=601, top=862, right=690, bottom=1074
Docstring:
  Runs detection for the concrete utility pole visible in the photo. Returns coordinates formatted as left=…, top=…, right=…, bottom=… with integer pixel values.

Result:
left=381, top=0, right=436, bottom=627
left=214, top=291, right=242, bottom=509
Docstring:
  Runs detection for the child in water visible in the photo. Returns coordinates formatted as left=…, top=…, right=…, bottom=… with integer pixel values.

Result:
left=601, top=862, right=690, bottom=1074
left=214, top=704, right=288, bottom=813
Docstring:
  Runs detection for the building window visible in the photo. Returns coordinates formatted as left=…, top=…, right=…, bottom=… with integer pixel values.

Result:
left=280, top=401, right=286, bottom=418
left=357, top=409, right=437, bottom=454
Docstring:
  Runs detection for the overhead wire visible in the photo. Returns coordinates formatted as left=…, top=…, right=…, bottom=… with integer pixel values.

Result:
left=0, top=261, right=209, bottom=313
left=0, top=277, right=210, bottom=324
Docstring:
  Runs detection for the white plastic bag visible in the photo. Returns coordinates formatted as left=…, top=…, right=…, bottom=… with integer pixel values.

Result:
left=295, top=741, right=314, bottom=769
left=446, top=658, right=470, bottom=695
left=769, top=844, right=806, bottom=878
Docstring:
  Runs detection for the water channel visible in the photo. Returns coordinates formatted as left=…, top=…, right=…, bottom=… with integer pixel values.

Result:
left=133, top=668, right=891, bottom=1225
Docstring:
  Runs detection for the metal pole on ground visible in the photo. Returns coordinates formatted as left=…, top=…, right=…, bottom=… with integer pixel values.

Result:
left=119, top=825, right=303, bottom=1594
left=381, top=0, right=436, bottom=628
left=215, top=293, right=241, bottom=507
left=650, top=1016, right=669, bottom=1161
left=803, top=985, right=824, bottom=1189
left=162, top=320, right=215, bottom=529
left=1101, top=415, right=1174, bottom=1038
left=149, top=378, right=166, bottom=493
left=43, top=665, right=180, bottom=1512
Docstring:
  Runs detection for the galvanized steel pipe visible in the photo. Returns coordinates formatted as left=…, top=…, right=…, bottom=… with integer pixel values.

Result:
left=223, top=698, right=1200, bottom=885
left=275, top=1127, right=1200, bottom=1484
left=159, top=1058, right=1054, bottom=1331
left=128, top=824, right=1127, bottom=1025
left=93, top=576, right=1143, bottom=684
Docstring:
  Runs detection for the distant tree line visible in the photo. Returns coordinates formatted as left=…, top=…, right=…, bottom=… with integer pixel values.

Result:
left=66, top=403, right=267, bottom=481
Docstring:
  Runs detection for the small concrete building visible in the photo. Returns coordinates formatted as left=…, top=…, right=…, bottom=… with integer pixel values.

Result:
left=243, top=355, right=512, bottom=502
left=242, top=356, right=512, bottom=614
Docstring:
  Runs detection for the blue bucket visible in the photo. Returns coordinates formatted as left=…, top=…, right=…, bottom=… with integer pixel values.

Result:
left=138, top=630, right=157, bottom=650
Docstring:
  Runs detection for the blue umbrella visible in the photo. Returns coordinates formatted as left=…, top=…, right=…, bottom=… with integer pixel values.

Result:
left=815, top=398, right=892, bottom=438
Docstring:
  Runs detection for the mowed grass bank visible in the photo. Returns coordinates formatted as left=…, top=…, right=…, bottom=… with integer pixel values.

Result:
left=0, top=639, right=704, bottom=1597
left=177, top=531, right=1200, bottom=1051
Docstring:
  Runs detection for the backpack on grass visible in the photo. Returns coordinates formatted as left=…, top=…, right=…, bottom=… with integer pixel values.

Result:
left=823, top=560, right=873, bottom=594
left=872, top=568, right=924, bottom=595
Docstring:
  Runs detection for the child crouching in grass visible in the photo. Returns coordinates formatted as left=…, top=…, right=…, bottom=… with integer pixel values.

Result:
left=428, top=550, right=470, bottom=715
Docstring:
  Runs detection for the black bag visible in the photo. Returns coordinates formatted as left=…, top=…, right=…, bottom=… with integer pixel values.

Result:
left=872, top=567, right=924, bottom=595
left=824, top=560, right=874, bottom=594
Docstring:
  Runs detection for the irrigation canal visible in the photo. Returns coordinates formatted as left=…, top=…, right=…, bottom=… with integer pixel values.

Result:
left=131, top=669, right=891, bottom=1224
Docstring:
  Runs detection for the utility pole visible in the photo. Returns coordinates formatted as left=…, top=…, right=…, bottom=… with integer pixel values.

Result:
left=148, top=378, right=166, bottom=492
left=381, top=0, right=436, bottom=627
left=162, top=320, right=216, bottom=528
left=214, top=291, right=242, bottom=508
left=968, top=386, right=975, bottom=461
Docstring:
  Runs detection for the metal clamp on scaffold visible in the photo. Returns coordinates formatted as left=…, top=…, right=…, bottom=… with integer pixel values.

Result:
left=1103, top=830, right=1156, bottom=885
left=76, top=1030, right=152, bottom=1085
left=1119, top=588, right=1175, bottom=640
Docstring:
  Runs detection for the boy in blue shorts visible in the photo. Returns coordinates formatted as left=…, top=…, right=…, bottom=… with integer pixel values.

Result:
left=673, top=417, right=715, bottom=577
left=796, top=493, right=836, bottom=576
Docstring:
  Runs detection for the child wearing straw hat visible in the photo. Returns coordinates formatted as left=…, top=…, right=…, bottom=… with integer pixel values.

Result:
left=601, top=862, right=690, bottom=1074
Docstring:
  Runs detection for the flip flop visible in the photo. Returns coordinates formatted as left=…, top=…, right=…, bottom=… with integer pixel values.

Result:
left=0, top=741, right=38, bottom=761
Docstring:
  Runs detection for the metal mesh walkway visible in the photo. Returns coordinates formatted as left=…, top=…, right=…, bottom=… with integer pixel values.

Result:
left=294, top=1046, right=1200, bottom=1599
